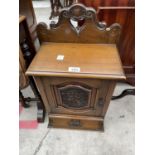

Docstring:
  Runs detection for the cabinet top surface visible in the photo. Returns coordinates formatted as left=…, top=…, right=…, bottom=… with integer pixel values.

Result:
left=26, top=43, right=125, bottom=80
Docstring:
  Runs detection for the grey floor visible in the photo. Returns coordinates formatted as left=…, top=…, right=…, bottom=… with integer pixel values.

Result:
left=20, top=83, right=135, bottom=155
left=19, top=2, right=135, bottom=155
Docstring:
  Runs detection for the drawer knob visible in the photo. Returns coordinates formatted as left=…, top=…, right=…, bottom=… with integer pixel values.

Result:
left=69, top=119, right=81, bottom=128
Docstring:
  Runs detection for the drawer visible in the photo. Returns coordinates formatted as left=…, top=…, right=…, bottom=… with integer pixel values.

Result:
left=48, top=114, right=104, bottom=131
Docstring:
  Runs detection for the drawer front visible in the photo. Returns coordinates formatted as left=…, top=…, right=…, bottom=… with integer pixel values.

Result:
left=41, top=77, right=111, bottom=116
left=49, top=114, right=104, bottom=131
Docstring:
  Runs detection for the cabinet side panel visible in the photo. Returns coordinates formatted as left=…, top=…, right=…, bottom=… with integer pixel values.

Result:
left=33, top=77, right=51, bottom=113
left=101, top=81, right=116, bottom=117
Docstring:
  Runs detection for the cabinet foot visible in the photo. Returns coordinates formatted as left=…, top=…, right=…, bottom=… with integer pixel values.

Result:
left=37, top=104, right=45, bottom=123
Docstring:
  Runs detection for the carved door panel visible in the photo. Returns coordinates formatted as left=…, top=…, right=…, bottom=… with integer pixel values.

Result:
left=54, top=84, right=95, bottom=109
left=41, top=77, right=109, bottom=116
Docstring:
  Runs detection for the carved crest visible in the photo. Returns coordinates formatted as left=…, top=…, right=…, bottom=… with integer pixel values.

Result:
left=50, top=3, right=107, bottom=35
left=37, top=3, right=121, bottom=44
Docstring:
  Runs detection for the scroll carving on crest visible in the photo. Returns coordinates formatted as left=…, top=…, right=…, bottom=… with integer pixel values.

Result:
left=37, top=3, right=121, bottom=44
left=50, top=3, right=107, bottom=35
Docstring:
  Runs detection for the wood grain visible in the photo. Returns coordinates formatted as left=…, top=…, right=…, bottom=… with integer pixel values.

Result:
left=79, top=0, right=135, bottom=85
left=38, top=77, right=112, bottom=117
left=25, top=3, right=127, bottom=130
left=79, top=0, right=135, bottom=8
left=19, top=0, right=37, bottom=41
left=26, top=43, right=125, bottom=80
left=49, top=114, right=104, bottom=131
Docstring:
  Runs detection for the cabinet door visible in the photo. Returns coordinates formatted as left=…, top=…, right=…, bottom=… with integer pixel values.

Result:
left=19, top=0, right=37, bottom=41
left=41, top=77, right=111, bottom=117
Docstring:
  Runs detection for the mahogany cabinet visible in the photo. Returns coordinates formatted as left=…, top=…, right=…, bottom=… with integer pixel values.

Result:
left=79, top=0, right=135, bottom=85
